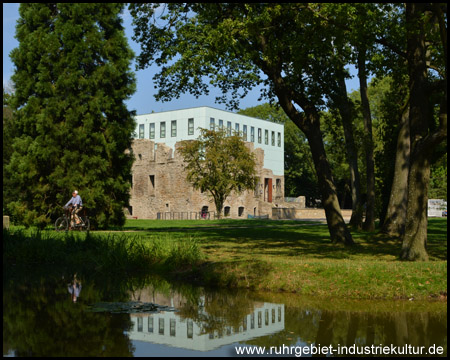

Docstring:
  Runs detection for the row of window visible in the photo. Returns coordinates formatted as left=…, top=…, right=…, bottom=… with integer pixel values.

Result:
left=137, top=118, right=282, bottom=147
left=138, top=118, right=195, bottom=139
left=135, top=306, right=282, bottom=338
left=209, top=117, right=281, bottom=147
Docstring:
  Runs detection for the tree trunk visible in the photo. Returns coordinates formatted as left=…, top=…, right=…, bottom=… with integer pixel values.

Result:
left=212, top=191, right=225, bottom=219
left=261, top=57, right=354, bottom=245
left=336, top=72, right=364, bottom=229
left=400, top=146, right=430, bottom=261
left=401, top=3, right=432, bottom=261
left=304, top=119, right=354, bottom=245
left=381, top=105, right=410, bottom=237
left=357, top=47, right=376, bottom=232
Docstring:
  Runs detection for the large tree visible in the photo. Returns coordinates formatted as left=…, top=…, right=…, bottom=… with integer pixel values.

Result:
left=130, top=3, right=354, bottom=245
left=177, top=128, right=257, bottom=218
left=400, top=3, right=447, bottom=261
left=6, top=3, right=136, bottom=228
left=3, top=85, right=18, bottom=215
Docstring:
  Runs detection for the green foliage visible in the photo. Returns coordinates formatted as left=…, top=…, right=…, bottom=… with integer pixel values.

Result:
left=429, top=153, right=447, bottom=201
left=178, top=128, right=257, bottom=217
left=3, top=86, right=18, bottom=214
left=5, top=3, right=136, bottom=229
left=129, top=3, right=347, bottom=111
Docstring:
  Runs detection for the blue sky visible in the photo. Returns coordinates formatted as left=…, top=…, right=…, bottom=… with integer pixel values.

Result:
left=3, top=3, right=360, bottom=116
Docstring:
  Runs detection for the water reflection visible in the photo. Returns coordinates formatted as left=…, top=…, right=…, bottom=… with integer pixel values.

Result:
left=67, top=273, right=82, bottom=303
left=3, top=273, right=134, bottom=357
left=3, top=272, right=447, bottom=357
left=127, top=285, right=285, bottom=351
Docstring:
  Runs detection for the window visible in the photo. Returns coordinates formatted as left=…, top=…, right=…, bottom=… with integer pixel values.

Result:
left=238, top=206, right=244, bottom=217
left=149, top=123, right=155, bottom=139
left=251, top=127, right=255, bottom=142
left=227, top=121, right=231, bottom=136
left=224, top=206, right=231, bottom=217
left=160, top=122, right=166, bottom=138
left=187, top=320, right=193, bottom=339
left=258, top=128, right=262, bottom=143
left=149, top=175, right=155, bottom=196
left=254, top=180, right=260, bottom=197
left=243, top=125, right=247, bottom=141
left=271, top=131, right=275, bottom=146
left=278, top=132, right=281, bottom=147
left=276, top=179, right=281, bottom=194
left=188, top=118, right=194, bottom=135
left=170, top=319, right=176, bottom=337
left=219, top=119, right=223, bottom=130
left=139, top=124, right=144, bottom=139
left=171, top=120, right=177, bottom=137
left=265, top=129, right=269, bottom=145
left=210, top=117, right=215, bottom=130
left=137, top=317, right=143, bottom=332
left=148, top=317, right=154, bottom=333
left=235, top=123, right=239, bottom=134
left=159, top=318, right=165, bottom=335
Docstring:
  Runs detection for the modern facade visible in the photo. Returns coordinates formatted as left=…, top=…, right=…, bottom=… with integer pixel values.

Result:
left=134, top=107, right=284, bottom=176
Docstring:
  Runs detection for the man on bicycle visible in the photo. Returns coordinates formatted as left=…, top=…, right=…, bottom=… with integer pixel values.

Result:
left=65, top=190, right=83, bottom=226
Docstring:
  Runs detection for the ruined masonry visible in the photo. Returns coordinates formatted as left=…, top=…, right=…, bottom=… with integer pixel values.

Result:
left=129, top=139, right=284, bottom=219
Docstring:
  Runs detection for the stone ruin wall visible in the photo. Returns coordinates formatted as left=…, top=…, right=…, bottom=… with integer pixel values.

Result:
left=129, top=139, right=285, bottom=219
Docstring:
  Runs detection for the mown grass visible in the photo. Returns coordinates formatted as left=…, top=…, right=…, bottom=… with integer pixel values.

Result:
left=112, top=218, right=320, bottom=231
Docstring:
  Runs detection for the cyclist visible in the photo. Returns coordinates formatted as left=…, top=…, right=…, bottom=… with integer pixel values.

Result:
left=65, top=190, right=83, bottom=226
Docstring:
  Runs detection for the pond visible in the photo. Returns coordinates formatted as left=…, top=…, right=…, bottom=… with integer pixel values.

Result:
left=3, top=268, right=447, bottom=357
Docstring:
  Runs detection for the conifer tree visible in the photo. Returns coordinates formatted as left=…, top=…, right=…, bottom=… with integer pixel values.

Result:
left=6, top=3, right=136, bottom=228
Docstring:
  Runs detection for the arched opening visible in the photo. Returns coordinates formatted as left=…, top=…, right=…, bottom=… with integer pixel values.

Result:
left=201, top=206, right=209, bottom=219
left=224, top=206, right=231, bottom=217
left=238, top=206, right=245, bottom=217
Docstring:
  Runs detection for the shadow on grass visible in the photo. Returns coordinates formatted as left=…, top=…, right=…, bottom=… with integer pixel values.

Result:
left=109, top=219, right=321, bottom=231
left=181, top=219, right=447, bottom=261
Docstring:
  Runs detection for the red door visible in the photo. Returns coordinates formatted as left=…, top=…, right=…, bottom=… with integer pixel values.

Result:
left=266, top=178, right=272, bottom=203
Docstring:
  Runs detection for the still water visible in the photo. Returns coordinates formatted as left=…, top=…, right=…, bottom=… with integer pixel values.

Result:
left=3, top=270, right=447, bottom=357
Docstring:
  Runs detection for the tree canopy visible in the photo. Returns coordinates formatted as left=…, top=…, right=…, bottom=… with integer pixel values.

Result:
left=177, top=128, right=257, bottom=218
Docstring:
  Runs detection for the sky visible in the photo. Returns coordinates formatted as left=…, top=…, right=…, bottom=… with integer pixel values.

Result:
left=3, top=3, right=360, bottom=116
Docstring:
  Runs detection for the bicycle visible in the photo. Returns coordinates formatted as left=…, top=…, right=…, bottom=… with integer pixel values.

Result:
left=55, top=205, right=90, bottom=232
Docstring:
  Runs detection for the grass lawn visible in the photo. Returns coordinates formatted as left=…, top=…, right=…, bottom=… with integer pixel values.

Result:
left=124, top=217, right=447, bottom=300
left=114, top=218, right=322, bottom=230
left=7, top=218, right=447, bottom=300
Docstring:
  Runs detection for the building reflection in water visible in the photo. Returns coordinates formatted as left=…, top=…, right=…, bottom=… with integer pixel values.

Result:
left=128, top=291, right=284, bottom=352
